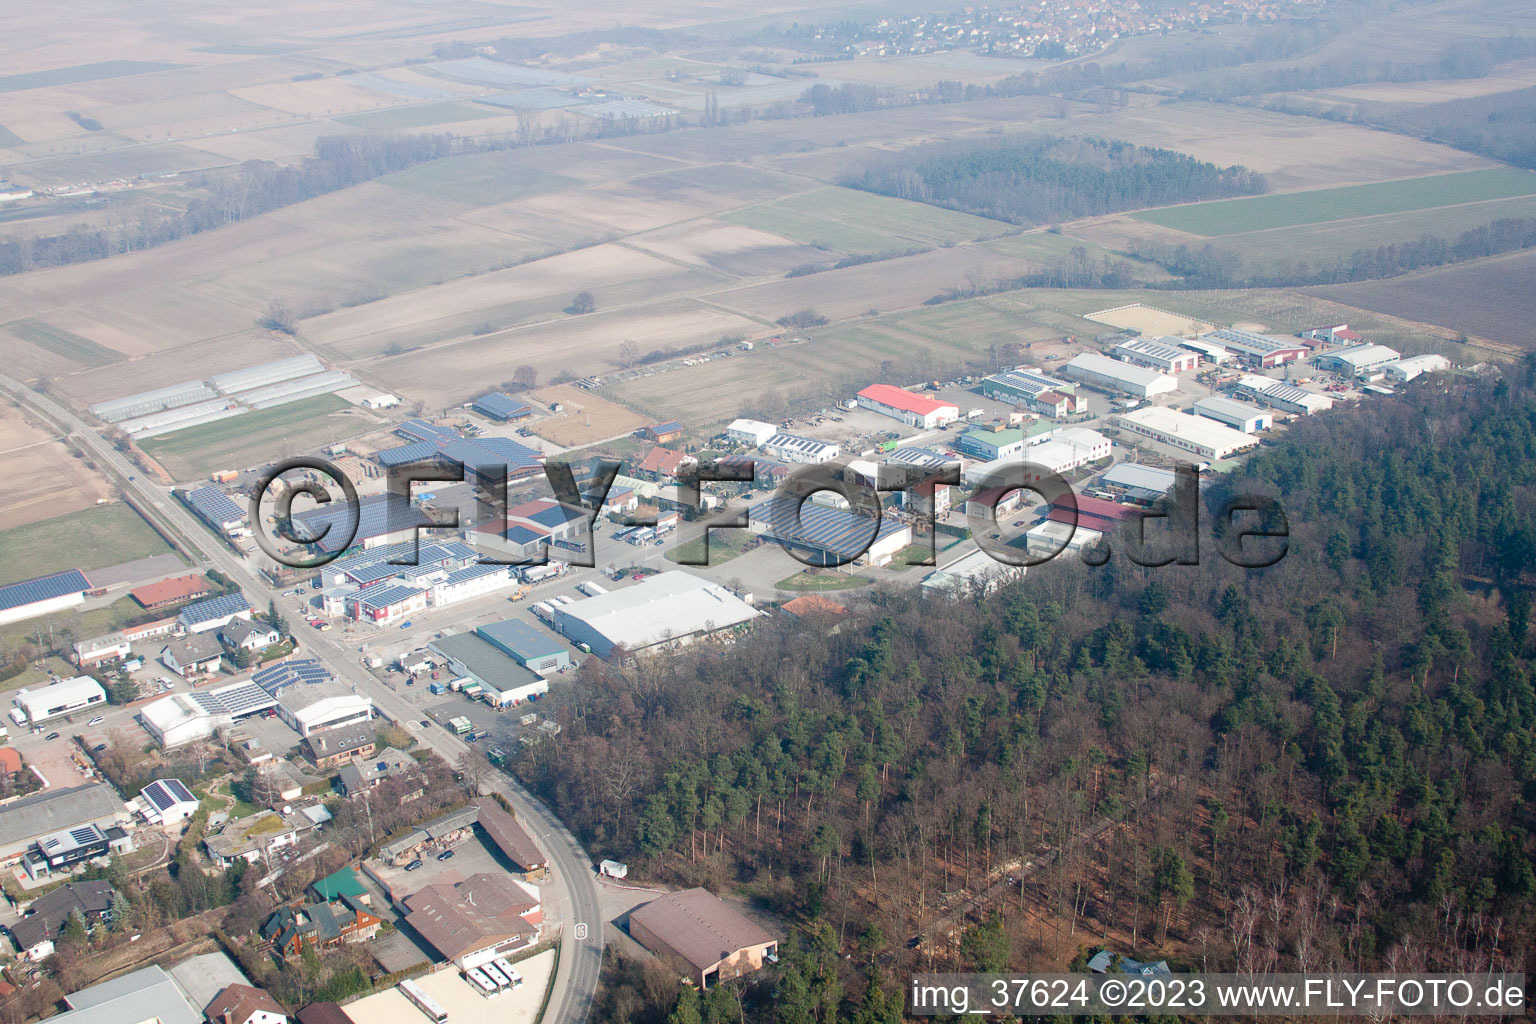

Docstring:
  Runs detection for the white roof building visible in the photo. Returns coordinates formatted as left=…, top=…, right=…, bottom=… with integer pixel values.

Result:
left=1179, top=337, right=1232, bottom=364
left=1114, top=406, right=1259, bottom=461
left=1113, top=338, right=1200, bottom=373
left=1383, top=354, right=1450, bottom=382
left=553, top=571, right=760, bottom=659
left=14, top=678, right=107, bottom=726
left=1025, top=520, right=1104, bottom=559
left=287, top=694, right=374, bottom=738
left=1192, top=396, right=1272, bottom=433
left=762, top=433, right=839, bottom=464
left=1061, top=353, right=1179, bottom=398
left=136, top=779, right=200, bottom=826
left=726, top=419, right=779, bottom=447
left=1317, top=343, right=1402, bottom=377
left=919, top=548, right=1024, bottom=597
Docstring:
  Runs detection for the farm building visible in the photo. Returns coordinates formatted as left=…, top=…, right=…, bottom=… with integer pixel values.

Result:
left=643, top=421, right=685, bottom=443
left=429, top=632, right=549, bottom=707
left=980, top=369, right=1080, bottom=417
left=553, top=571, right=760, bottom=658
left=183, top=487, right=248, bottom=537
left=748, top=496, right=911, bottom=567
left=726, top=419, right=778, bottom=447
left=177, top=592, right=252, bottom=633
left=473, top=392, right=534, bottom=421
left=359, top=393, right=401, bottom=410
left=1179, top=338, right=1232, bottom=364
left=1205, top=329, right=1309, bottom=368
left=1060, top=353, right=1178, bottom=398
left=629, top=888, right=778, bottom=989
left=1192, top=396, right=1272, bottom=433
left=131, top=574, right=213, bottom=609
left=477, top=619, right=572, bottom=675
left=1114, top=406, right=1259, bottom=460
left=955, top=426, right=1026, bottom=461
left=1112, top=338, right=1199, bottom=373
left=88, top=380, right=216, bottom=424
left=13, top=678, right=107, bottom=726
left=0, top=570, right=92, bottom=627
left=855, top=385, right=959, bottom=428
left=762, top=433, right=839, bottom=464
left=1234, top=376, right=1334, bottom=416
left=1383, top=354, right=1450, bottom=382
left=1315, top=343, right=1403, bottom=377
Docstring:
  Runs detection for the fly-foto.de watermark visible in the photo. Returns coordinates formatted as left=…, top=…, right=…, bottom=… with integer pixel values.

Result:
left=248, top=455, right=1289, bottom=571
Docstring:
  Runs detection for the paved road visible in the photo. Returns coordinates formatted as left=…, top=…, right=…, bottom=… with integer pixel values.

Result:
left=0, top=373, right=604, bottom=1024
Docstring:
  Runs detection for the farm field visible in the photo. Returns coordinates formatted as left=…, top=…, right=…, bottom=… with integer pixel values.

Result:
left=0, top=401, right=115, bottom=532
left=0, top=502, right=171, bottom=586
left=379, top=152, right=579, bottom=207
left=1309, top=250, right=1536, bottom=349
left=723, top=186, right=1010, bottom=255
left=333, top=101, right=504, bottom=130
left=526, top=385, right=648, bottom=447
left=1131, top=168, right=1536, bottom=236
left=1085, top=303, right=1217, bottom=336
left=137, top=394, right=369, bottom=480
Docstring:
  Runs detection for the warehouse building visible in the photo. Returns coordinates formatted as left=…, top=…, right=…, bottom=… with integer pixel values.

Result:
left=919, top=548, right=1024, bottom=598
left=955, top=426, right=1026, bottom=460
left=979, top=369, right=1081, bottom=418
left=1114, top=406, right=1259, bottom=460
left=1032, top=426, right=1112, bottom=463
left=0, top=570, right=92, bottom=627
left=1061, top=353, right=1179, bottom=398
left=429, top=563, right=513, bottom=608
left=1179, top=338, right=1232, bottom=364
left=13, top=678, right=107, bottom=726
left=472, top=392, right=534, bottom=422
left=749, top=496, right=912, bottom=567
left=762, top=433, right=839, bottom=464
left=629, top=888, right=778, bottom=989
left=1234, top=376, right=1334, bottom=416
left=1112, top=338, right=1199, bottom=373
left=1192, top=396, right=1272, bottom=433
left=1100, top=463, right=1178, bottom=505
left=0, top=784, right=124, bottom=867
left=1383, top=354, right=1450, bottom=382
left=183, top=486, right=248, bottom=537
left=553, top=571, right=760, bottom=659
left=430, top=632, right=549, bottom=706
left=1205, top=329, right=1309, bottom=368
left=477, top=619, right=572, bottom=675
left=855, top=385, right=959, bottom=428
left=139, top=680, right=278, bottom=747
left=726, top=419, right=778, bottom=447
left=1315, top=343, right=1403, bottom=377
left=374, top=420, right=545, bottom=487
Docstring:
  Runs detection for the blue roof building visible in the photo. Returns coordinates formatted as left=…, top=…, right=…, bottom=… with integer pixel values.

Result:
left=176, top=592, right=251, bottom=633
left=473, top=393, right=535, bottom=421
left=748, top=496, right=913, bottom=567
left=477, top=619, right=571, bottom=674
left=184, top=486, right=246, bottom=532
left=0, top=569, right=92, bottom=626
left=289, top=493, right=434, bottom=554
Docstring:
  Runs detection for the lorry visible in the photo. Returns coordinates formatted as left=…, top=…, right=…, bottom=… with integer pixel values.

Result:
left=520, top=562, right=567, bottom=584
left=532, top=601, right=557, bottom=624
left=577, top=581, right=608, bottom=597
left=211, top=469, right=239, bottom=483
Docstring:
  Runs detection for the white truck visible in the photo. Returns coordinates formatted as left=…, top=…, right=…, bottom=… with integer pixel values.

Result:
left=532, top=601, right=557, bottom=624
left=520, top=561, right=568, bottom=584
left=577, top=581, right=609, bottom=597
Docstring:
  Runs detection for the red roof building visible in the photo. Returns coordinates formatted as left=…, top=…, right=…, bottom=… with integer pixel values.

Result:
left=1047, top=494, right=1140, bottom=534
left=129, top=574, right=212, bottom=609
left=638, top=446, right=697, bottom=479
left=855, top=385, right=960, bottom=428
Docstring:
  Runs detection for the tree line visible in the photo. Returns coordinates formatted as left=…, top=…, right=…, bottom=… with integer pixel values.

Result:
left=842, top=135, right=1265, bottom=226
left=524, top=357, right=1536, bottom=1024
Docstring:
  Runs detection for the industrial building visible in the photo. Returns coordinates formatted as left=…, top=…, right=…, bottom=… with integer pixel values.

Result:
left=1114, top=406, right=1259, bottom=460
left=749, top=496, right=912, bottom=567
left=1383, top=354, right=1450, bottom=382
left=138, top=681, right=278, bottom=747
left=1025, top=520, right=1105, bottom=559
left=372, top=421, right=544, bottom=489
left=1315, top=343, right=1403, bottom=377
left=855, top=384, right=959, bottom=428
left=1032, top=426, right=1112, bottom=463
left=476, top=619, right=572, bottom=674
left=1234, top=376, right=1334, bottom=415
left=553, top=571, right=760, bottom=658
left=42, top=965, right=201, bottom=1024
left=13, top=677, right=106, bottom=726
left=629, top=888, right=778, bottom=989
left=347, top=584, right=428, bottom=625
left=1100, top=463, right=1178, bottom=504
left=429, top=564, right=513, bottom=608
left=954, top=426, right=1026, bottom=460
left=1112, top=338, right=1199, bottom=373
left=403, top=873, right=543, bottom=969
left=726, top=419, right=778, bottom=447
left=429, top=632, right=550, bottom=706
left=1192, top=396, right=1272, bottom=433
left=979, top=369, right=1080, bottom=417
left=1179, top=338, right=1232, bottom=364
left=919, top=548, right=1024, bottom=598
left=472, top=393, right=534, bottom=421
left=1061, top=353, right=1179, bottom=398
left=0, top=784, right=124, bottom=868
left=1205, top=328, right=1310, bottom=368
left=0, top=569, right=91, bottom=627
left=183, top=486, right=248, bottom=537
left=762, top=433, right=839, bottom=464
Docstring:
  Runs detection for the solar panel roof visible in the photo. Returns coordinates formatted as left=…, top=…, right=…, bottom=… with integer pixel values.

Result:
left=0, top=569, right=91, bottom=613
left=442, top=563, right=504, bottom=586
left=290, top=493, right=431, bottom=553
left=176, top=592, right=250, bottom=625
left=186, top=486, right=245, bottom=524
left=189, top=682, right=277, bottom=717
left=354, top=585, right=424, bottom=610
left=474, top=393, right=533, bottom=418
left=749, top=496, right=905, bottom=561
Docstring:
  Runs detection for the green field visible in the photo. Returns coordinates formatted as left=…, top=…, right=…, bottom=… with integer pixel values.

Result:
left=665, top=531, right=754, bottom=567
left=0, top=502, right=171, bottom=586
left=0, top=60, right=182, bottom=93
left=724, top=186, right=1009, bottom=254
left=138, top=394, right=354, bottom=479
left=381, top=151, right=578, bottom=207
left=5, top=318, right=120, bottom=367
left=0, top=124, right=23, bottom=148
left=1131, top=168, right=1536, bottom=237
left=336, top=102, right=505, bottom=131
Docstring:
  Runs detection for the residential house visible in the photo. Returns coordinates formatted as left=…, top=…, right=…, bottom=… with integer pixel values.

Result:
left=204, top=984, right=289, bottom=1024
left=221, top=619, right=279, bottom=652
left=160, top=633, right=225, bottom=677
left=299, top=727, right=376, bottom=771
left=7, top=880, right=116, bottom=961
left=262, top=895, right=381, bottom=958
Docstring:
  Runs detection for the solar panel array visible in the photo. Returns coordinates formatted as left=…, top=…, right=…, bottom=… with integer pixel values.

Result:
left=441, top=563, right=505, bottom=587
left=290, top=493, right=431, bottom=553
left=89, top=380, right=215, bottom=422
left=177, top=592, right=251, bottom=626
left=186, top=486, right=245, bottom=526
left=253, top=659, right=333, bottom=697
left=353, top=585, right=424, bottom=612
left=209, top=354, right=325, bottom=395
left=474, top=392, right=533, bottom=420
left=749, top=496, right=905, bottom=561
left=190, top=682, right=277, bottom=717
left=0, top=569, right=91, bottom=614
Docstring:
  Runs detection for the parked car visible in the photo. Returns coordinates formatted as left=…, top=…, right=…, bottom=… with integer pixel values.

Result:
left=44, top=732, right=59, bottom=741
left=404, top=860, right=424, bottom=872
left=436, top=849, right=456, bottom=861
left=400, top=620, right=413, bottom=629
left=420, top=719, right=432, bottom=728
left=87, top=716, right=105, bottom=726
left=406, top=678, right=414, bottom=687
left=92, top=743, right=107, bottom=753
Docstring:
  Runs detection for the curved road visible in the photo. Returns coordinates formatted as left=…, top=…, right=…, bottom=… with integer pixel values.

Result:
left=0, top=373, right=603, bottom=1024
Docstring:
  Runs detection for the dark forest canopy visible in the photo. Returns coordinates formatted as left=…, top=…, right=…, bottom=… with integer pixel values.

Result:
left=525, top=357, right=1536, bottom=1024
left=841, top=135, right=1266, bottom=226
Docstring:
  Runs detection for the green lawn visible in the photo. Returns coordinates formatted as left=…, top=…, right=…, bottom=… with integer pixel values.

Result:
left=0, top=502, right=171, bottom=586
left=665, top=531, right=754, bottom=567
left=724, top=185, right=1009, bottom=255
left=335, top=102, right=505, bottom=131
left=775, top=572, right=871, bottom=592
left=138, top=394, right=354, bottom=480
left=381, top=151, right=578, bottom=207
left=1131, top=168, right=1536, bottom=237
left=0, top=595, right=154, bottom=659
